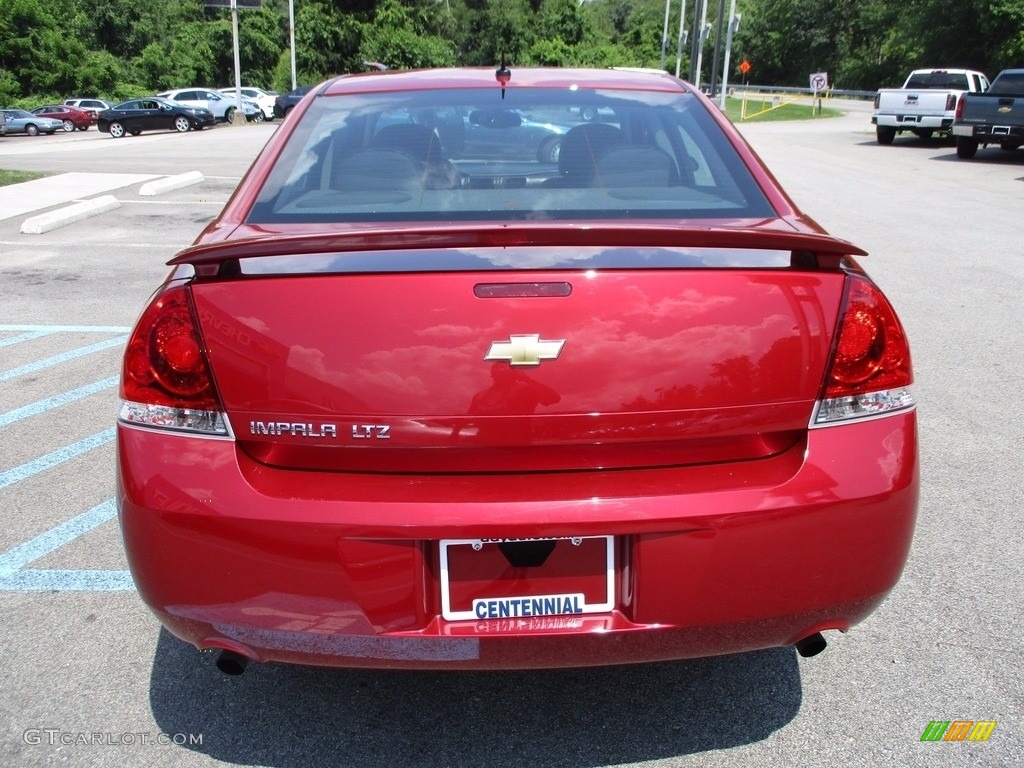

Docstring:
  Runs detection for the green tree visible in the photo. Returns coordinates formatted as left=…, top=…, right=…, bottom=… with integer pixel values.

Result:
left=360, top=0, right=455, bottom=69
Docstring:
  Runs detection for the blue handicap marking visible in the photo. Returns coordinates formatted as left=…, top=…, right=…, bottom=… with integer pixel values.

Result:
left=0, top=324, right=136, bottom=591
left=0, top=500, right=135, bottom=591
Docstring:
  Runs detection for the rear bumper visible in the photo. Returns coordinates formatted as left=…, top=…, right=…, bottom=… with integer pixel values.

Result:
left=873, top=114, right=952, bottom=130
left=952, top=123, right=1024, bottom=140
left=117, top=411, right=918, bottom=670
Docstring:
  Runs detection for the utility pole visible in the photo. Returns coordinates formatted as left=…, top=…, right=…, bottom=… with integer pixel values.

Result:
left=708, top=0, right=727, bottom=100
left=230, top=0, right=245, bottom=125
left=689, top=0, right=711, bottom=91
left=289, top=0, right=297, bottom=90
left=718, top=2, right=741, bottom=110
left=661, top=0, right=672, bottom=70
left=674, top=0, right=688, bottom=79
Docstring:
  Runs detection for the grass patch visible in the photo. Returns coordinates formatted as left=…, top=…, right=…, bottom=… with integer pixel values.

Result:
left=0, top=169, right=47, bottom=187
left=723, top=96, right=843, bottom=123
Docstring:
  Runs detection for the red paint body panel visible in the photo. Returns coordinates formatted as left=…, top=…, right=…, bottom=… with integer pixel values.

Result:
left=117, top=411, right=917, bottom=669
left=190, top=266, right=844, bottom=473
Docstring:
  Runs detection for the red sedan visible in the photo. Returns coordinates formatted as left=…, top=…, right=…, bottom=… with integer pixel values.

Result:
left=117, top=67, right=918, bottom=675
left=30, top=104, right=94, bottom=132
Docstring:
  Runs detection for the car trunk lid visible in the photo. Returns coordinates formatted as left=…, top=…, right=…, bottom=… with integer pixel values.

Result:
left=188, top=239, right=848, bottom=474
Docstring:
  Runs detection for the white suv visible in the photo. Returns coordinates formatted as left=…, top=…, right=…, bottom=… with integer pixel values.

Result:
left=156, top=88, right=261, bottom=122
left=219, top=87, right=278, bottom=120
left=64, top=98, right=114, bottom=118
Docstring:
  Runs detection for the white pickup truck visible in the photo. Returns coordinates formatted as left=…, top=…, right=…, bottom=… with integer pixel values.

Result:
left=872, top=69, right=990, bottom=144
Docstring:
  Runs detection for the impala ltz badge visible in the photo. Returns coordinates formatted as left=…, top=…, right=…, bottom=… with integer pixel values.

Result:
left=485, top=334, right=565, bottom=366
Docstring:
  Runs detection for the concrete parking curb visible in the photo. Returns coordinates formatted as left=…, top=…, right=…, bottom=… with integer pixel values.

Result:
left=20, top=195, right=121, bottom=235
left=139, top=171, right=205, bottom=196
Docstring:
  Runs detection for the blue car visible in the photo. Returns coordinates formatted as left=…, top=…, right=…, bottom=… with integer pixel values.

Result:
left=0, top=109, right=63, bottom=136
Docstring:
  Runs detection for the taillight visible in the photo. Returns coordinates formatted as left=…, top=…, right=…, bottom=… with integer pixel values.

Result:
left=873, top=93, right=880, bottom=109
left=119, top=282, right=229, bottom=435
left=955, top=95, right=965, bottom=119
left=813, top=275, right=914, bottom=425
left=946, top=93, right=957, bottom=111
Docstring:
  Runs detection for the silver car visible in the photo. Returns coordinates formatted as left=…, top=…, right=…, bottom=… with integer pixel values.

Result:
left=218, top=86, right=278, bottom=120
left=157, top=88, right=262, bottom=123
left=64, top=98, right=114, bottom=118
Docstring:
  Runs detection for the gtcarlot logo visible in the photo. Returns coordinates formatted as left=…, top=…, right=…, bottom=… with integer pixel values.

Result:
left=23, top=729, right=202, bottom=747
left=920, top=720, right=997, bottom=742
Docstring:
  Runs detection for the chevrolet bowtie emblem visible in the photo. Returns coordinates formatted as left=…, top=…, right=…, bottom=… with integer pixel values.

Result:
left=485, top=334, right=565, bottom=366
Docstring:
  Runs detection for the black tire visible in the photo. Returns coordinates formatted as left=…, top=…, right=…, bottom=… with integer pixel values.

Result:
left=61, top=119, right=75, bottom=132
left=875, top=126, right=896, bottom=145
left=174, top=116, right=191, bottom=133
left=77, top=124, right=89, bottom=131
left=108, top=121, right=126, bottom=139
left=999, top=141, right=1021, bottom=152
left=956, top=136, right=978, bottom=159
left=25, top=123, right=39, bottom=136
left=129, top=129, right=141, bottom=136
left=224, top=107, right=235, bottom=123
left=538, top=137, right=561, bottom=164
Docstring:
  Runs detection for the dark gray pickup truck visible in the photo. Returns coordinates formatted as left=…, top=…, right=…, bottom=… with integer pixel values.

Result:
left=952, top=68, right=1024, bottom=158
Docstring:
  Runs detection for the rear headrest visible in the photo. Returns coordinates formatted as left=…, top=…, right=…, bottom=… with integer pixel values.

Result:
left=371, top=123, right=444, bottom=164
left=594, top=146, right=679, bottom=187
left=557, top=123, right=624, bottom=184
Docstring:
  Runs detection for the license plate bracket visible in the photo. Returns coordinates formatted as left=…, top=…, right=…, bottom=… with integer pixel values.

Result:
left=439, top=536, right=615, bottom=622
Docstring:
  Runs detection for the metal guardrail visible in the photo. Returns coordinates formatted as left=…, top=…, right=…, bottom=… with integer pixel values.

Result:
left=721, top=84, right=877, bottom=100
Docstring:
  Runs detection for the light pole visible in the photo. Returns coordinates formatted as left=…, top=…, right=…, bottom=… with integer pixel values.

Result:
left=289, top=0, right=297, bottom=90
left=718, top=3, right=741, bottom=110
left=230, top=0, right=245, bottom=125
left=661, top=0, right=672, bottom=70
left=674, top=0, right=688, bottom=79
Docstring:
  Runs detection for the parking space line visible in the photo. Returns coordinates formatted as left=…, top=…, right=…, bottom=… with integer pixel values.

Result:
left=0, top=499, right=116, bottom=572
left=0, top=324, right=132, bottom=333
left=0, top=336, right=127, bottom=382
left=0, top=376, right=119, bottom=428
left=0, top=330, right=53, bottom=348
left=0, top=570, right=134, bottom=591
left=0, top=326, right=137, bottom=591
left=0, top=427, right=115, bottom=491
left=0, top=499, right=134, bottom=591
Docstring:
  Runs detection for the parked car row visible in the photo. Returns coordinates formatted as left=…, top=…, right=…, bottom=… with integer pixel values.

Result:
left=0, top=109, right=64, bottom=136
left=156, top=88, right=263, bottom=123
left=2, top=86, right=279, bottom=140
left=873, top=65, right=1024, bottom=160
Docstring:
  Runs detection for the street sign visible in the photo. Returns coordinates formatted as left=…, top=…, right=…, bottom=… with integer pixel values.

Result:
left=809, top=72, right=828, bottom=91
left=739, top=60, right=751, bottom=75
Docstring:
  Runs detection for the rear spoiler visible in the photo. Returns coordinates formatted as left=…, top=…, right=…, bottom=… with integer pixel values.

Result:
left=169, top=223, right=867, bottom=269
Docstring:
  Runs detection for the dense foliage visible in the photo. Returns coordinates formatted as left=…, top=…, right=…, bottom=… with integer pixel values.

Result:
left=1, top=0, right=1020, bottom=106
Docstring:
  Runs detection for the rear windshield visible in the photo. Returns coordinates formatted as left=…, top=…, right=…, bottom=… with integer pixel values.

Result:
left=248, top=86, right=775, bottom=224
left=905, top=72, right=970, bottom=90
left=989, top=72, right=1024, bottom=95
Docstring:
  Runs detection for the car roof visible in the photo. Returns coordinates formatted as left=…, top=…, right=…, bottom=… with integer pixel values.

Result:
left=320, top=67, right=686, bottom=97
